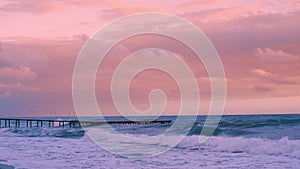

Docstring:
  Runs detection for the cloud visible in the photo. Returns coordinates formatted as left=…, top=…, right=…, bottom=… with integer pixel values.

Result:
left=72, top=33, right=89, bottom=42
left=255, top=48, right=299, bottom=62
left=253, top=85, right=273, bottom=92
left=0, top=42, right=49, bottom=68
left=0, top=66, right=37, bottom=82
left=0, top=0, right=71, bottom=14
left=180, top=5, right=300, bottom=56
left=0, top=38, right=83, bottom=98
left=0, top=90, right=11, bottom=99
left=251, top=69, right=275, bottom=78
left=0, top=66, right=40, bottom=99
left=251, top=68, right=294, bottom=84
left=0, top=0, right=112, bottom=14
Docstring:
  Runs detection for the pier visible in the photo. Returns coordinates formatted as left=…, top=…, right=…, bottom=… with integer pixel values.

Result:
left=0, top=118, right=172, bottom=128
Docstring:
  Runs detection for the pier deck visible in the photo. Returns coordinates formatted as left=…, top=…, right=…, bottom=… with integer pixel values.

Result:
left=0, top=118, right=172, bottom=128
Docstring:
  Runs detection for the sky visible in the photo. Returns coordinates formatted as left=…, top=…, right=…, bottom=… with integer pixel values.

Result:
left=0, top=0, right=299, bottom=116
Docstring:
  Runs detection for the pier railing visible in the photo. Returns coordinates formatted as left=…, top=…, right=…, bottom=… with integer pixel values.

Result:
left=0, top=118, right=172, bottom=128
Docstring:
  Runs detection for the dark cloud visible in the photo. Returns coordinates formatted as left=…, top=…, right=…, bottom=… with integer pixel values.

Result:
left=253, top=85, right=273, bottom=92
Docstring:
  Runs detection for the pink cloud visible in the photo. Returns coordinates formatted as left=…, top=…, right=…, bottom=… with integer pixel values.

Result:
left=72, top=33, right=89, bottom=43
left=251, top=68, right=295, bottom=85
left=0, top=41, right=49, bottom=68
left=0, top=0, right=95, bottom=14
left=255, top=48, right=299, bottom=62
left=0, top=66, right=36, bottom=81
left=251, top=69, right=275, bottom=78
left=225, top=96, right=300, bottom=114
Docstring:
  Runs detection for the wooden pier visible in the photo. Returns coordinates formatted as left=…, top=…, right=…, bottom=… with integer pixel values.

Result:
left=0, top=118, right=172, bottom=128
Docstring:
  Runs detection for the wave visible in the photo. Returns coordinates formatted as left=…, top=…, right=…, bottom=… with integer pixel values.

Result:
left=218, top=117, right=300, bottom=129
left=177, top=135, right=300, bottom=159
left=85, top=127, right=300, bottom=158
left=186, top=118, right=300, bottom=140
left=0, top=128, right=85, bottom=138
left=1, top=124, right=300, bottom=159
left=187, top=122, right=257, bottom=136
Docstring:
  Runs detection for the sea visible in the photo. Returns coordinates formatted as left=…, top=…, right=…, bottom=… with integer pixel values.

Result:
left=0, top=114, right=300, bottom=169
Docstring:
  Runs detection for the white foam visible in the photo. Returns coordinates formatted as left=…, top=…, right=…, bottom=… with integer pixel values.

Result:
left=85, top=128, right=300, bottom=159
left=177, top=135, right=300, bottom=158
left=0, top=131, right=300, bottom=168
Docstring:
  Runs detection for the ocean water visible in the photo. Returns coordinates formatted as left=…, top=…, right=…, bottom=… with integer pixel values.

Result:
left=0, top=114, right=300, bottom=168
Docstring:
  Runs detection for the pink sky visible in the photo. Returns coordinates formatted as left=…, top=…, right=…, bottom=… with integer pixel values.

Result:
left=0, top=0, right=299, bottom=116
